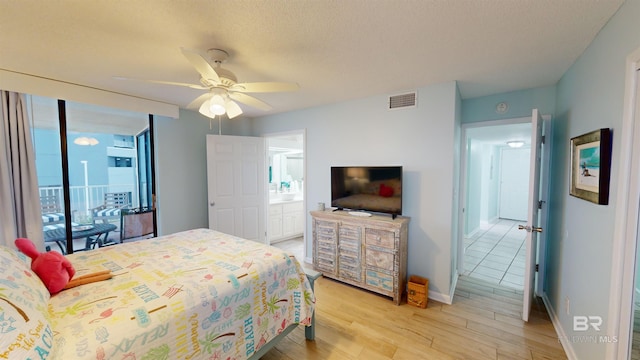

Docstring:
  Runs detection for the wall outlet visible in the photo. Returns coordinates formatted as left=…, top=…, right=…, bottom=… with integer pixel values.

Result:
left=565, top=296, right=570, bottom=315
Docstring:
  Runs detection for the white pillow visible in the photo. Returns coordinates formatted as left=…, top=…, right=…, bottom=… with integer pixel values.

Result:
left=0, top=246, right=54, bottom=359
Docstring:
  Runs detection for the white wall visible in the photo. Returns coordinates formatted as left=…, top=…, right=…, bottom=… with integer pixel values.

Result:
left=250, top=81, right=460, bottom=301
left=497, top=147, right=530, bottom=221
left=480, top=144, right=500, bottom=224
left=465, top=142, right=503, bottom=234
left=465, top=140, right=482, bottom=235
left=486, top=145, right=500, bottom=222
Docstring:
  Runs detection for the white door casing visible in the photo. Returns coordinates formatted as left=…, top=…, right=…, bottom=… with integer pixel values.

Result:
left=535, top=116, right=552, bottom=297
left=522, top=109, right=544, bottom=322
left=206, top=135, right=266, bottom=243
left=608, top=48, right=640, bottom=360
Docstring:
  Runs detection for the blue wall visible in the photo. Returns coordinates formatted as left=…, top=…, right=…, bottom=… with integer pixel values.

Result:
left=459, top=3, right=640, bottom=352
left=462, top=85, right=556, bottom=124
left=250, top=81, right=461, bottom=302
left=546, top=1, right=640, bottom=358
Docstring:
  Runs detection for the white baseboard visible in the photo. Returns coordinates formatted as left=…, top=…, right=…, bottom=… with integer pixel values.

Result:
left=428, top=289, right=453, bottom=305
left=465, top=226, right=481, bottom=238
left=480, top=217, right=499, bottom=227
left=466, top=217, right=499, bottom=238
left=304, top=256, right=312, bottom=265
left=427, top=272, right=458, bottom=305
left=542, top=292, right=578, bottom=360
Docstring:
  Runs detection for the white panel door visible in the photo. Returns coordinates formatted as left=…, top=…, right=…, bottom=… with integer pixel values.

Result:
left=206, top=135, right=266, bottom=243
left=498, top=147, right=531, bottom=221
left=522, top=109, right=544, bottom=322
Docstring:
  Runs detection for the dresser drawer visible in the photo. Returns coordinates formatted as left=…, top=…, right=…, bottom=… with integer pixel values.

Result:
left=339, top=225, right=361, bottom=240
left=340, top=239, right=360, bottom=252
left=316, top=221, right=336, bottom=237
left=365, top=228, right=396, bottom=249
left=317, top=234, right=336, bottom=245
left=366, top=269, right=394, bottom=292
left=340, top=268, right=362, bottom=282
left=317, top=240, right=335, bottom=254
left=365, top=248, right=395, bottom=269
left=339, top=245, right=360, bottom=259
left=339, top=253, right=360, bottom=267
left=315, top=256, right=335, bottom=272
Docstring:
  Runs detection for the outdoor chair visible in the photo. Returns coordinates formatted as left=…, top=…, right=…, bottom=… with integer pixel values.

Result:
left=92, top=192, right=131, bottom=224
left=120, top=207, right=155, bottom=243
left=40, top=194, right=65, bottom=230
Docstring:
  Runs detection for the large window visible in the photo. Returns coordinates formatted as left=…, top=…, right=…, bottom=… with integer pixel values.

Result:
left=29, top=95, right=156, bottom=254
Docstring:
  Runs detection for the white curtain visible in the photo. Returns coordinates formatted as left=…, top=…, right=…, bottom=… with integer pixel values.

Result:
left=0, top=91, right=44, bottom=250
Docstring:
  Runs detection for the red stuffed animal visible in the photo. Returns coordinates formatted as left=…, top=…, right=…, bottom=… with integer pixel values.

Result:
left=15, top=238, right=75, bottom=294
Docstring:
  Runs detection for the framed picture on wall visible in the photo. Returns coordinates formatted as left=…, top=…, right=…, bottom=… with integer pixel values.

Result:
left=570, top=128, right=612, bottom=205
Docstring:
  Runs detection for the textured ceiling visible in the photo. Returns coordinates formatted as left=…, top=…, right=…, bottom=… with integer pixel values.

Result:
left=0, top=0, right=624, bottom=118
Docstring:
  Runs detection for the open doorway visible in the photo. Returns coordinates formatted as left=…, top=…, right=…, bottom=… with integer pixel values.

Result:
left=265, top=131, right=306, bottom=264
left=460, top=120, right=532, bottom=290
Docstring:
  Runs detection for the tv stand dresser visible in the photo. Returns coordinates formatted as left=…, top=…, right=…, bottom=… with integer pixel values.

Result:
left=310, top=210, right=409, bottom=305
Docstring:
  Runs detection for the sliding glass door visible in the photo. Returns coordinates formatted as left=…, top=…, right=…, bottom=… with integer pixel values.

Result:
left=136, top=127, right=153, bottom=209
left=29, top=95, right=157, bottom=254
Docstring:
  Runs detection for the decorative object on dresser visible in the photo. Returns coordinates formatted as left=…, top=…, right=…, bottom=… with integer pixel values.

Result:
left=311, top=209, right=409, bottom=305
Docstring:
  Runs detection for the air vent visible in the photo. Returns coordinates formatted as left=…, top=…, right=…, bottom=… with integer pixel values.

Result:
left=388, top=92, right=417, bottom=110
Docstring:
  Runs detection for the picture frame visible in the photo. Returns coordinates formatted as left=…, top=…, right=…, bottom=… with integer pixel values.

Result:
left=570, top=128, right=612, bottom=205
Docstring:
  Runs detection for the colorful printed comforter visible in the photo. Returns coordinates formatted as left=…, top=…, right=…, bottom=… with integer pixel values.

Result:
left=47, top=228, right=315, bottom=360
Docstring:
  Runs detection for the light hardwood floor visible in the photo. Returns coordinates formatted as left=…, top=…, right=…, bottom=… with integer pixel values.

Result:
left=262, top=275, right=567, bottom=360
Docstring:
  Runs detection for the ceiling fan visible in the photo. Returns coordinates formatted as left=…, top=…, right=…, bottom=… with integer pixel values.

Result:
left=128, top=47, right=299, bottom=119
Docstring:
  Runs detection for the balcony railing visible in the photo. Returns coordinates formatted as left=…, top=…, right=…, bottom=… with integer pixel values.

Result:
left=39, top=184, right=138, bottom=223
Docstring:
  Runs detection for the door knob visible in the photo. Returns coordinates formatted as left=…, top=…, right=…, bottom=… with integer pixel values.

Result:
left=518, top=225, right=543, bottom=233
left=210, top=201, right=215, bottom=207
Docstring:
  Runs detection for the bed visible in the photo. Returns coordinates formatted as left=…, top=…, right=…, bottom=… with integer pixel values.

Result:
left=0, top=228, right=316, bottom=360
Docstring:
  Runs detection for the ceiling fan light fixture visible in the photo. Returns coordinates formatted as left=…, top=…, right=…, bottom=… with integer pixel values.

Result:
left=209, top=94, right=226, bottom=115
left=74, top=136, right=99, bottom=146
left=507, top=140, right=525, bottom=148
left=225, top=99, right=243, bottom=119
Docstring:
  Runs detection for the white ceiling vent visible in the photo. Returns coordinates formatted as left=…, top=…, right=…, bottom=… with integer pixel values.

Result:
left=388, top=92, right=417, bottom=110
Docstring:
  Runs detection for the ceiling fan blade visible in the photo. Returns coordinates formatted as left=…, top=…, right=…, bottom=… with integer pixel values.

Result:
left=180, top=47, right=220, bottom=84
left=229, top=82, right=299, bottom=93
left=225, top=100, right=243, bottom=119
left=187, top=92, right=213, bottom=109
left=228, top=92, right=272, bottom=111
left=114, top=76, right=207, bottom=90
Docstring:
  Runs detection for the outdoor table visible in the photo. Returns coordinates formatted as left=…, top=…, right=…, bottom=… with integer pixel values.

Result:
left=44, top=223, right=117, bottom=254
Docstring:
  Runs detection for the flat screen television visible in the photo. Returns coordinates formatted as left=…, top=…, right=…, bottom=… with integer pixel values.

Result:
left=331, top=166, right=403, bottom=216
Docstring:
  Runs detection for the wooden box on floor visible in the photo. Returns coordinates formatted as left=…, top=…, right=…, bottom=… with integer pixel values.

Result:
left=407, top=275, right=428, bottom=308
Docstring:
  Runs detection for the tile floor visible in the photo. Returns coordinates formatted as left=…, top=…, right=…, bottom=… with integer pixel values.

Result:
left=463, top=218, right=527, bottom=290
